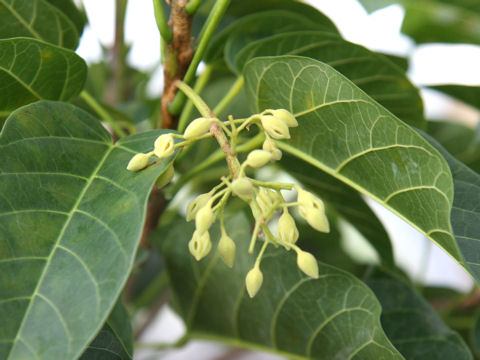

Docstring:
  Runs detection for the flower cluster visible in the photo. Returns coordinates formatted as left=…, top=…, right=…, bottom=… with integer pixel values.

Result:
left=127, top=108, right=330, bottom=298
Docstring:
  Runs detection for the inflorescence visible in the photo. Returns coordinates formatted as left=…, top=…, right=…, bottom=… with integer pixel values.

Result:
left=127, top=109, right=330, bottom=298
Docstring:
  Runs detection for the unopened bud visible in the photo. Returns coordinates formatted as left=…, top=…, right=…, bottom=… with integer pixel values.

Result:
left=278, top=209, right=299, bottom=247
left=266, top=109, right=298, bottom=127
left=296, top=249, right=319, bottom=278
left=260, top=115, right=290, bottom=139
left=218, top=232, right=236, bottom=267
left=188, top=230, right=212, bottom=261
left=297, top=189, right=330, bottom=233
left=245, top=265, right=263, bottom=298
left=195, top=201, right=214, bottom=234
left=245, top=150, right=272, bottom=168
left=127, top=153, right=151, bottom=171
left=306, top=208, right=330, bottom=233
left=184, top=117, right=213, bottom=139
left=231, top=177, right=254, bottom=198
left=262, top=139, right=282, bottom=160
left=186, top=193, right=211, bottom=221
left=154, top=134, right=175, bottom=158
left=157, top=164, right=174, bottom=188
left=256, top=188, right=273, bottom=217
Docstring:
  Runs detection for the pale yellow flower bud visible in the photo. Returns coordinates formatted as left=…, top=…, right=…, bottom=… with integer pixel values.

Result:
left=154, top=134, right=175, bottom=158
left=157, top=164, right=175, bottom=188
left=231, top=177, right=254, bottom=198
left=186, top=193, right=211, bottom=221
left=278, top=209, right=299, bottom=247
left=262, top=139, right=282, bottom=161
left=127, top=153, right=151, bottom=171
left=256, top=188, right=273, bottom=217
left=195, top=201, right=214, bottom=234
left=184, top=117, right=213, bottom=139
left=296, top=249, right=319, bottom=278
left=218, top=231, right=236, bottom=268
left=297, top=189, right=330, bottom=233
left=260, top=115, right=290, bottom=139
left=245, top=150, right=272, bottom=168
left=188, top=230, right=212, bottom=261
left=245, top=265, right=263, bottom=298
left=266, top=109, right=298, bottom=127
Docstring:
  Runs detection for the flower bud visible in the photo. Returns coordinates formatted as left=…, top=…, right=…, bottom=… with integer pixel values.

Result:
left=157, top=164, right=174, bottom=188
left=256, top=188, right=273, bottom=217
left=231, top=177, right=254, bottom=198
left=195, top=201, right=214, bottom=234
left=245, top=150, right=272, bottom=168
left=266, top=109, right=298, bottom=127
left=306, top=208, right=330, bottom=233
left=262, top=139, right=282, bottom=161
left=188, top=230, right=212, bottom=261
left=260, top=115, right=290, bottom=139
left=245, top=265, right=263, bottom=298
left=218, top=232, right=236, bottom=268
left=184, top=117, right=213, bottom=139
left=127, top=153, right=151, bottom=171
left=186, top=192, right=211, bottom=221
left=278, top=209, right=299, bottom=247
left=296, top=250, right=319, bottom=278
left=154, top=134, right=175, bottom=158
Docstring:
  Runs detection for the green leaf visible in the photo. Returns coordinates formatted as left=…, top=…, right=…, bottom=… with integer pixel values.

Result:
left=0, top=38, right=87, bottom=116
left=205, top=10, right=338, bottom=64
left=44, top=0, right=86, bottom=36
left=472, top=312, right=480, bottom=357
left=422, top=132, right=480, bottom=283
left=234, top=31, right=424, bottom=128
left=430, top=85, right=480, bottom=110
left=427, top=121, right=480, bottom=173
left=281, top=154, right=394, bottom=267
left=0, top=101, right=176, bottom=360
left=80, top=300, right=133, bottom=360
left=0, top=0, right=79, bottom=49
left=244, top=56, right=460, bottom=270
left=365, top=269, right=473, bottom=360
left=160, top=214, right=403, bottom=360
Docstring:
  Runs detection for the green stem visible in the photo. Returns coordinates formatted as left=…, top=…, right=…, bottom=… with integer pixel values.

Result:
left=185, top=0, right=202, bottom=14
left=250, top=180, right=294, bottom=191
left=178, top=65, right=214, bottom=132
left=213, top=76, right=244, bottom=115
left=255, top=238, right=270, bottom=266
left=168, top=0, right=231, bottom=115
left=153, top=0, right=173, bottom=41
left=80, top=91, right=127, bottom=138
left=175, top=81, right=213, bottom=118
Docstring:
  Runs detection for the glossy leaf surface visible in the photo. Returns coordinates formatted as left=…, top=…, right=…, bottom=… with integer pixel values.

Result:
left=233, top=31, right=424, bottom=128
left=0, top=38, right=87, bottom=115
left=160, top=215, right=403, bottom=359
left=0, top=101, right=176, bottom=360
left=0, top=0, right=79, bottom=49
left=244, top=56, right=459, bottom=268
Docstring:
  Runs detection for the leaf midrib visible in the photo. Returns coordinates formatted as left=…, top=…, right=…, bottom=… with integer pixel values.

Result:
left=6, top=143, right=114, bottom=360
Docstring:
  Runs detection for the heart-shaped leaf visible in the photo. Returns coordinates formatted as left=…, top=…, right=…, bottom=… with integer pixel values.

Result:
left=243, top=56, right=460, bottom=272
left=366, top=268, right=472, bottom=360
left=0, top=101, right=176, bottom=360
left=233, top=31, right=424, bottom=128
left=80, top=299, right=133, bottom=360
left=0, top=38, right=87, bottom=116
left=160, top=214, right=403, bottom=359
left=0, top=0, right=79, bottom=49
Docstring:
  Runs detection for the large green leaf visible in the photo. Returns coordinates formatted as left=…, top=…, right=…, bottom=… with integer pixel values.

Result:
left=281, top=154, right=394, bottom=267
left=0, top=0, right=79, bottom=49
left=205, top=10, right=338, bottom=64
left=80, top=299, right=133, bottom=360
left=0, top=101, right=176, bottom=360
left=45, top=0, right=86, bottom=35
left=233, top=30, right=424, bottom=128
left=422, top=133, right=480, bottom=282
left=0, top=38, right=87, bottom=116
left=366, top=269, right=472, bottom=360
left=243, top=56, right=460, bottom=271
left=160, top=214, right=403, bottom=359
